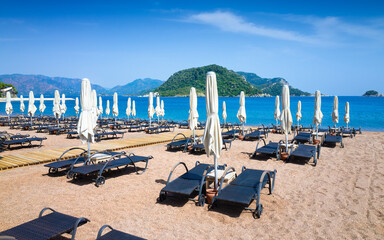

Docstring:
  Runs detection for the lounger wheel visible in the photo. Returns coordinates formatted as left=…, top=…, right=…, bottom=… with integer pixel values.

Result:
left=313, top=158, right=317, bottom=167
left=95, top=176, right=105, bottom=187
left=253, top=204, right=263, bottom=219
left=48, top=167, right=58, bottom=174
left=197, top=194, right=205, bottom=207
left=67, top=171, right=75, bottom=179
left=157, top=191, right=166, bottom=202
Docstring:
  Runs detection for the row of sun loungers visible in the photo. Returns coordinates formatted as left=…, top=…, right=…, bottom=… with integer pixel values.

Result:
left=0, top=132, right=47, bottom=151
left=158, top=161, right=276, bottom=218
left=45, top=148, right=153, bottom=187
left=0, top=207, right=145, bottom=240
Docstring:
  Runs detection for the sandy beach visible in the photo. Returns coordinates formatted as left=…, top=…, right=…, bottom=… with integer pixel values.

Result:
left=0, top=127, right=383, bottom=239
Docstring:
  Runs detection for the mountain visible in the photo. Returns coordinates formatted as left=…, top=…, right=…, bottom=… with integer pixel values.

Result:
left=155, top=65, right=261, bottom=97
left=108, top=78, right=163, bottom=95
left=237, top=71, right=310, bottom=96
left=0, top=74, right=106, bottom=96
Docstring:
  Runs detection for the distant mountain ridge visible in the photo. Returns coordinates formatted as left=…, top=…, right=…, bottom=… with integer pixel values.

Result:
left=237, top=71, right=310, bottom=96
left=0, top=66, right=310, bottom=97
left=0, top=74, right=162, bottom=96
left=109, top=78, right=163, bottom=95
left=0, top=74, right=106, bottom=96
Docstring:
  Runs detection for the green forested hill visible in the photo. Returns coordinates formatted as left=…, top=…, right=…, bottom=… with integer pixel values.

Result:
left=155, top=65, right=261, bottom=97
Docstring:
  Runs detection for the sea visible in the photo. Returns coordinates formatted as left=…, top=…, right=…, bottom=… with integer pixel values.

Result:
left=1, top=96, right=384, bottom=132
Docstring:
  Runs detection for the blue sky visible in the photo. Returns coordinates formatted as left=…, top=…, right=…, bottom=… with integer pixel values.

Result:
left=0, top=0, right=383, bottom=95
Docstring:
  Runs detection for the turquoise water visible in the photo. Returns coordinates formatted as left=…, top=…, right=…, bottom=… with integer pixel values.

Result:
left=1, top=96, right=384, bottom=131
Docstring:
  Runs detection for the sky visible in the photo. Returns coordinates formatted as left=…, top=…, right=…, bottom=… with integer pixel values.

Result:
left=0, top=0, right=383, bottom=95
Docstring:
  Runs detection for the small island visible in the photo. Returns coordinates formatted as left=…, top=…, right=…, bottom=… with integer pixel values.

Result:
left=362, top=90, right=383, bottom=97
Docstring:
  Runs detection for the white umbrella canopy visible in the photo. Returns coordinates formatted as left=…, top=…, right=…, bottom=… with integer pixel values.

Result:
left=27, top=91, right=37, bottom=117
left=5, top=91, right=13, bottom=116
left=332, top=96, right=339, bottom=127
left=105, top=100, right=110, bottom=116
left=148, top=92, right=155, bottom=126
left=126, top=97, right=131, bottom=118
left=189, top=87, right=199, bottom=142
left=155, top=96, right=161, bottom=119
left=98, top=96, right=103, bottom=116
left=53, top=90, right=61, bottom=119
left=274, top=96, right=280, bottom=125
left=188, top=87, right=199, bottom=129
left=132, top=100, right=136, bottom=117
left=313, top=90, right=323, bottom=136
left=203, top=71, right=223, bottom=189
left=237, top=91, right=246, bottom=135
left=160, top=100, right=165, bottom=118
left=222, top=101, right=227, bottom=124
left=20, top=95, right=25, bottom=114
left=74, top=97, right=80, bottom=115
left=296, top=100, right=302, bottom=124
left=39, top=94, right=46, bottom=114
left=279, top=85, right=293, bottom=149
left=112, top=92, right=118, bottom=117
left=91, top=90, right=99, bottom=119
left=344, top=102, right=350, bottom=128
left=60, top=93, right=67, bottom=116
left=77, top=78, right=96, bottom=155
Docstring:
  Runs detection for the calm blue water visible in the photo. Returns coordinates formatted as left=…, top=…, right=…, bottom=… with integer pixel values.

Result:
left=1, top=96, right=384, bottom=131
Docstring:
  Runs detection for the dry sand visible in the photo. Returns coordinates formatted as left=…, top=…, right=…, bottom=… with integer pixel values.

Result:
left=0, top=127, right=383, bottom=239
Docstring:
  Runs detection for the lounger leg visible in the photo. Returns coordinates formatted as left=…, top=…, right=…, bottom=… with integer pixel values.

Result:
left=135, top=159, right=149, bottom=175
left=70, top=217, right=89, bottom=240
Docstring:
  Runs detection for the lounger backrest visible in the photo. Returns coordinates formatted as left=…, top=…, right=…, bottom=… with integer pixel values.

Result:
left=230, top=169, right=269, bottom=188
left=180, top=163, right=210, bottom=180
left=296, top=145, right=315, bottom=153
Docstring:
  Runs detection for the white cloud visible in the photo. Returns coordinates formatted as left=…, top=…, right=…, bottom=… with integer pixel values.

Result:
left=188, top=11, right=317, bottom=43
left=186, top=11, right=384, bottom=45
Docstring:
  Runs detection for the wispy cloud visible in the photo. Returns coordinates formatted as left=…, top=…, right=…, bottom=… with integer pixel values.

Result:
left=188, top=11, right=316, bottom=43
left=186, top=11, right=384, bottom=45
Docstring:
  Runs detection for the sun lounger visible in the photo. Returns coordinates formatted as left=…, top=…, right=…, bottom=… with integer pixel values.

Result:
left=67, top=152, right=153, bottom=186
left=299, top=124, right=313, bottom=132
left=48, top=126, right=76, bottom=135
left=190, top=138, right=232, bottom=153
left=323, top=134, right=344, bottom=148
left=293, top=132, right=312, bottom=144
left=288, top=144, right=320, bottom=166
left=243, top=129, right=268, bottom=141
left=66, top=130, right=79, bottom=139
left=222, top=129, right=240, bottom=140
left=127, top=124, right=149, bottom=132
left=0, top=207, right=89, bottom=240
left=178, top=120, right=189, bottom=129
left=145, top=125, right=175, bottom=134
left=166, top=133, right=191, bottom=152
left=94, top=130, right=125, bottom=141
left=251, top=139, right=281, bottom=159
left=44, top=147, right=91, bottom=174
left=210, top=167, right=276, bottom=218
left=318, top=126, right=330, bottom=133
left=0, top=136, right=47, bottom=150
left=340, top=127, right=360, bottom=137
left=97, top=225, right=146, bottom=240
left=158, top=161, right=215, bottom=206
